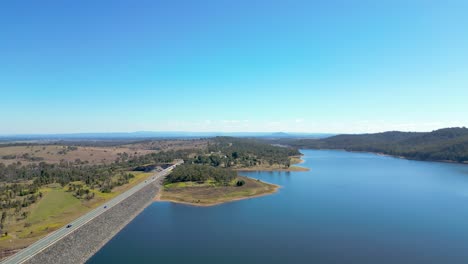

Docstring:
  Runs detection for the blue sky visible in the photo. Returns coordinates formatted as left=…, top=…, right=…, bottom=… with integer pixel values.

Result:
left=1, top=0, right=467, bottom=134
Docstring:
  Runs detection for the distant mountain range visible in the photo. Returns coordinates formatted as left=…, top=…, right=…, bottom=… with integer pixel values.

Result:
left=0, top=131, right=333, bottom=141
left=4, top=128, right=468, bottom=163
left=272, top=127, right=468, bottom=163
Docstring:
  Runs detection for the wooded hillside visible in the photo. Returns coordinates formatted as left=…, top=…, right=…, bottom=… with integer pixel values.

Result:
left=274, top=127, right=468, bottom=163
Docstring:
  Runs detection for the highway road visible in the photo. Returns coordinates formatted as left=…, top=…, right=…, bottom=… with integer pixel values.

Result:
left=2, top=161, right=183, bottom=264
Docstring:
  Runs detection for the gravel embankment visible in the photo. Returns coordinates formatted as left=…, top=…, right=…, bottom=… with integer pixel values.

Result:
left=25, top=181, right=161, bottom=264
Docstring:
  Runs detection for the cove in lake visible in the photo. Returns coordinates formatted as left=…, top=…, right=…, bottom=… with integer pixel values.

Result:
left=88, top=150, right=468, bottom=264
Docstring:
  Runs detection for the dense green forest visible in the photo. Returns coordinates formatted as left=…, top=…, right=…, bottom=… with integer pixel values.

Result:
left=167, top=137, right=300, bottom=185
left=188, top=137, right=300, bottom=168
left=165, top=164, right=237, bottom=185
left=274, top=127, right=468, bottom=163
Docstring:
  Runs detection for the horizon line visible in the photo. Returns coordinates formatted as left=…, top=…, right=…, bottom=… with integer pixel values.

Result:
left=0, top=127, right=466, bottom=137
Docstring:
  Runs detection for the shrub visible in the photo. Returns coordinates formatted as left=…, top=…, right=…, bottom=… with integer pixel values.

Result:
left=236, top=180, right=245, bottom=187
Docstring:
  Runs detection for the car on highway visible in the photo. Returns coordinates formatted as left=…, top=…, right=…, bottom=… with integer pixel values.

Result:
left=104, top=205, right=107, bottom=209
left=66, top=224, right=72, bottom=228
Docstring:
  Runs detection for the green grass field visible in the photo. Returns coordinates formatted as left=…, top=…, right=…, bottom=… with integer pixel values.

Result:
left=18, top=188, right=88, bottom=239
left=27, top=188, right=87, bottom=225
left=0, top=171, right=154, bottom=251
left=160, top=176, right=279, bottom=206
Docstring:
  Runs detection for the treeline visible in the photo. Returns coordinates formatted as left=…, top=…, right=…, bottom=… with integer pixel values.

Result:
left=0, top=149, right=192, bottom=185
left=165, top=164, right=237, bottom=185
left=0, top=182, right=42, bottom=211
left=126, top=149, right=192, bottom=165
left=2, top=153, right=45, bottom=161
left=275, top=127, right=468, bottom=163
left=187, top=137, right=300, bottom=169
left=164, top=137, right=301, bottom=186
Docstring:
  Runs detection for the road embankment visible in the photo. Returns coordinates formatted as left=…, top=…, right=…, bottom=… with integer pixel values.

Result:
left=24, top=180, right=161, bottom=264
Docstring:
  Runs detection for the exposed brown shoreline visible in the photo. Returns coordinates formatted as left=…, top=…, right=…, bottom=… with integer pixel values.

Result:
left=235, top=156, right=309, bottom=172
left=155, top=176, right=281, bottom=207
left=235, top=166, right=309, bottom=172
left=155, top=184, right=280, bottom=207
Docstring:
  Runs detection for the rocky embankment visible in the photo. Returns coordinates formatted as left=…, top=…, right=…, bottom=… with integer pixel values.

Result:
left=24, top=181, right=161, bottom=264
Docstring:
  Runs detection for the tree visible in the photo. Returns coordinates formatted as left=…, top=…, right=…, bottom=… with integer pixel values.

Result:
left=1, top=212, right=6, bottom=224
left=236, top=180, right=245, bottom=186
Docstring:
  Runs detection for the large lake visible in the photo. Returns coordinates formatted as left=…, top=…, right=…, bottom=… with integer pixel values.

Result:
left=88, top=150, right=468, bottom=264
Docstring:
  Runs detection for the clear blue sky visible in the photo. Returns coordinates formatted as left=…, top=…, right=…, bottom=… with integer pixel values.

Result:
left=1, top=0, right=467, bottom=134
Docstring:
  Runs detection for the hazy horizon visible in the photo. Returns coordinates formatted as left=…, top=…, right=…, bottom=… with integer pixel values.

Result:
left=1, top=127, right=466, bottom=137
left=2, top=123, right=468, bottom=135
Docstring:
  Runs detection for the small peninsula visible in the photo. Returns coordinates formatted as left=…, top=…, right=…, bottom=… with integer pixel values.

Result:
left=157, top=164, right=279, bottom=206
left=157, top=138, right=306, bottom=206
left=158, top=175, right=278, bottom=206
left=155, top=137, right=308, bottom=206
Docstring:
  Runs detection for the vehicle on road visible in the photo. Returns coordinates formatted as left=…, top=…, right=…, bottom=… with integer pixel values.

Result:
left=66, top=224, right=72, bottom=228
left=104, top=205, right=107, bottom=209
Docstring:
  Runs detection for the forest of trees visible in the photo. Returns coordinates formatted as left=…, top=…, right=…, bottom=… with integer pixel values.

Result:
left=162, top=137, right=302, bottom=186
left=165, top=164, right=237, bottom=185
left=0, top=149, right=191, bottom=185
left=274, top=127, right=468, bottom=163
left=187, top=137, right=300, bottom=169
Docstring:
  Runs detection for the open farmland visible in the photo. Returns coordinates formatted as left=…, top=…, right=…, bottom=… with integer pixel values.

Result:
left=0, top=145, right=153, bottom=166
left=121, top=139, right=209, bottom=152
left=0, top=139, right=209, bottom=166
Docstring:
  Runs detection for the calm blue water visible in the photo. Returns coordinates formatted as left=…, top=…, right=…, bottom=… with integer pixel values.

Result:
left=88, top=150, right=468, bottom=264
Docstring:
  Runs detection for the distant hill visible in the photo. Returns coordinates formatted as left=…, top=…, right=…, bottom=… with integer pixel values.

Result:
left=260, top=132, right=334, bottom=139
left=270, top=132, right=291, bottom=138
left=275, top=127, right=468, bottom=163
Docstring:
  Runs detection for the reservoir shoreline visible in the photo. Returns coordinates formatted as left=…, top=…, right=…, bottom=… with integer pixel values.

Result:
left=234, top=156, right=309, bottom=172
left=302, top=148, right=468, bottom=166
left=156, top=176, right=280, bottom=207
left=155, top=180, right=280, bottom=207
